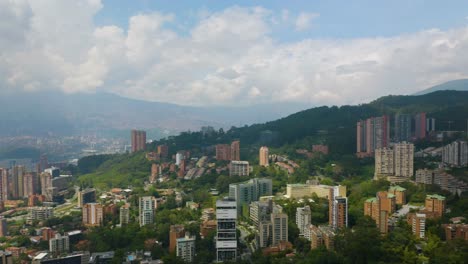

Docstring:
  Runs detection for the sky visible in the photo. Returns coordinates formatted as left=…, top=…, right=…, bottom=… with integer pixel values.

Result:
left=1, top=0, right=468, bottom=107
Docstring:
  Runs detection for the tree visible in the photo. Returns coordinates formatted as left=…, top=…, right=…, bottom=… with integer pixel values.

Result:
left=335, top=216, right=382, bottom=264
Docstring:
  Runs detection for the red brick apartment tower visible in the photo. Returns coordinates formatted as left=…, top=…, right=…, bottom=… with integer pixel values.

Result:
left=131, top=130, right=147, bottom=152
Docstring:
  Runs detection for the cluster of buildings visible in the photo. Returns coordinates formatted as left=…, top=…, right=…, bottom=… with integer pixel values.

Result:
left=356, top=113, right=433, bottom=157
left=442, top=141, right=468, bottom=167
left=363, top=185, right=448, bottom=240
left=0, top=164, right=73, bottom=210
left=364, top=186, right=406, bottom=234
left=415, top=168, right=468, bottom=195
left=215, top=141, right=240, bottom=161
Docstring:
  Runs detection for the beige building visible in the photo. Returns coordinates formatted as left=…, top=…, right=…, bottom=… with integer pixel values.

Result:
left=82, top=203, right=103, bottom=226
left=394, top=142, right=414, bottom=178
left=285, top=184, right=346, bottom=199
left=374, top=148, right=394, bottom=179
left=229, top=161, right=249, bottom=177
left=374, top=142, right=414, bottom=182
left=259, top=146, right=269, bottom=167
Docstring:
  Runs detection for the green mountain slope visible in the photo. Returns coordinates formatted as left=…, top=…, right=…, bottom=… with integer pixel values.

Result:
left=150, top=90, right=468, bottom=155
left=77, top=90, right=468, bottom=188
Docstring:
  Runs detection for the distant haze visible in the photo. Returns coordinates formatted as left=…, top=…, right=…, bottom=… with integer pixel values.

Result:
left=0, top=91, right=310, bottom=138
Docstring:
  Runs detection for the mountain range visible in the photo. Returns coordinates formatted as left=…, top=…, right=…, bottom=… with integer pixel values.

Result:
left=0, top=91, right=310, bottom=138
left=0, top=79, right=467, bottom=139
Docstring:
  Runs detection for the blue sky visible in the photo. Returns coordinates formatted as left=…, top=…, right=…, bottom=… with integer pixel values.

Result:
left=95, top=0, right=468, bottom=40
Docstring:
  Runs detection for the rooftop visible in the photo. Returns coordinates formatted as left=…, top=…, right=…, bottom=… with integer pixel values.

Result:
left=389, top=185, right=406, bottom=192
left=427, top=194, right=446, bottom=200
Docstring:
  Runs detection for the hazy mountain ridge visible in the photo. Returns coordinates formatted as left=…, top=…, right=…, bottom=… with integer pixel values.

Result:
left=0, top=91, right=310, bottom=138
left=413, top=79, right=468, bottom=95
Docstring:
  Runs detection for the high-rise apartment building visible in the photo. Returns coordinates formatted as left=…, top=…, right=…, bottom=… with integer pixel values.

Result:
left=356, top=116, right=390, bottom=157
left=176, top=233, right=196, bottom=263
left=119, top=203, right=130, bottom=226
left=271, top=205, right=288, bottom=246
left=374, top=142, right=414, bottom=182
left=215, top=144, right=231, bottom=161
left=0, top=168, right=8, bottom=201
left=139, top=196, right=157, bottom=227
left=229, top=178, right=272, bottom=214
left=364, top=192, right=394, bottom=234
left=230, top=140, right=240, bottom=161
left=131, top=130, right=146, bottom=153
left=425, top=194, right=446, bottom=218
left=216, top=199, right=237, bottom=262
left=11, top=165, right=25, bottom=199
left=49, top=234, right=70, bottom=254
left=394, top=114, right=412, bottom=142
left=407, top=213, right=426, bottom=239
left=374, top=148, right=394, bottom=178
left=40, top=172, right=53, bottom=201
left=329, top=187, right=348, bottom=229
left=77, top=188, right=96, bottom=208
left=169, top=225, right=185, bottom=253
left=442, top=141, right=468, bottom=167
left=82, top=203, right=103, bottom=226
left=22, top=173, right=36, bottom=198
left=394, top=142, right=414, bottom=178
left=296, top=206, right=311, bottom=236
left=414, top=112, right=427, bottom=139
left=259, top=146, right=269, bottom=167
left=229, top=161, right=250, bottom=177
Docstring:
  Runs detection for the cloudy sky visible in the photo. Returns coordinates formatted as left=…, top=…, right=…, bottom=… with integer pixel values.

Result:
left=1, top=0, right=468, bottom=107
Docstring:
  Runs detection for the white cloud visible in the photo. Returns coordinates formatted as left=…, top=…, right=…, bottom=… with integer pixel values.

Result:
left=295, top=12, right=319, bottom=31
left=1, top=2, right=468, bottom=107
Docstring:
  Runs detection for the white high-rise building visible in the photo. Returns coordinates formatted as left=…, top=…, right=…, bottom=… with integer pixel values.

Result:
left=139, top=196, right=157, bottom=227
left=216, top=199, right=237, bottom=262
left=176, top=152, right=185, bottom=166
left=442, top=141, right=468, bottom=167
left=296, top=206, right=311, bottom=236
